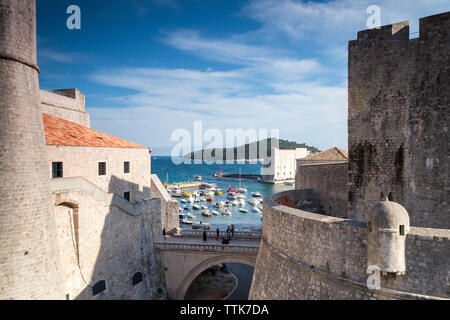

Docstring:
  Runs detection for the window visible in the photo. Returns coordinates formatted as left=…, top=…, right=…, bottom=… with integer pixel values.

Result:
left=132, top=272, right=143, bottom=286
left=368, top=221, right=373, bottom=232
left=399, top=225, right=405, bottom=236
left=124, top=191, right=130, bottom=202
left=52, top=162, right=63, bottom=178
left=124, top=161, right=130, bottom=174
left=98, top=162, right=106, bottom=176
left=92, top=280, right=106, bottom=296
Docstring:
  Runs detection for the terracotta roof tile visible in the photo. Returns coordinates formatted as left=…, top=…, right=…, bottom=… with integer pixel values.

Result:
left=43, top=113, right=148, bottom=150
left=300, top=147, right=348, bottom=161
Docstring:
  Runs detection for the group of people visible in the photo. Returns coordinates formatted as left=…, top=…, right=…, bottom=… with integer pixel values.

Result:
left=202, top=224, right=235, bottom=244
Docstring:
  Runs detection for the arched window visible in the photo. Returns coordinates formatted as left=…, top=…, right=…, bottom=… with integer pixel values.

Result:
left=92, top=280, right=106, bottom=296
left=132, top=272, right=143, bottom=286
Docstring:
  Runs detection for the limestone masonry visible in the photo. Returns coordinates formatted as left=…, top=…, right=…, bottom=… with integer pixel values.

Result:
left=0, top=0, right=178, bottom=300
left=250, top=11, right=449, bottom=300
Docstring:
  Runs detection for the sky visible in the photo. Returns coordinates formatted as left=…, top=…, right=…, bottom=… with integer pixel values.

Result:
left=36, top=0, right=449, bottom=155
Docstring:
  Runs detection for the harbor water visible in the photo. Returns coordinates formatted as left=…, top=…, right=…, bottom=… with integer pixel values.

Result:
left=152, top=156, right=294, bottom=231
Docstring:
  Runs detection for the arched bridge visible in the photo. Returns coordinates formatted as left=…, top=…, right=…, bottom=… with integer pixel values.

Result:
left=155, top=230, right=261, bottom=300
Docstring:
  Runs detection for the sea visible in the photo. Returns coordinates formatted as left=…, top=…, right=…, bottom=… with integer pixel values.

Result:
left=152, top=156, right=294, bottom=231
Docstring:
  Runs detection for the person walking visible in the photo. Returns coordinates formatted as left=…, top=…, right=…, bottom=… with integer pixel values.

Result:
left=231, top=224, right=235, bottom=237
left=216, top=228, right=220, bottom=241
left=203, top=230, right=207, bottom=243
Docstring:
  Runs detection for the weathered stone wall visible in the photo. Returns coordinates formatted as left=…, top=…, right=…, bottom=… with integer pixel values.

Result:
left=0, top=0, right=64, bottom=299
left=47, top=146, right=151, bottom=203
left=348, top=12, right=450, bottom=228
left=40, top=89, right=90, bottom=127
left=51, top=177, right=165, bottom=300
left=249, top=190, right=450, bottom=300
left=295, top=162, right=348, bottom=217
left=150, top=174, right=180, bottom=234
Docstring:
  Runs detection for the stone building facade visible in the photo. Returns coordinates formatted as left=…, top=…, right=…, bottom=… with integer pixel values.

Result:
left=262, top=147, right=310, bottom=183
left=250, top=11, right=450, bottom=300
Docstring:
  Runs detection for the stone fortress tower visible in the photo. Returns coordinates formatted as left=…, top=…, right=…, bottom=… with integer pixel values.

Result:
left=0, top=0, right=64, bottom=299
left=250, top=11, right=449, bottom=300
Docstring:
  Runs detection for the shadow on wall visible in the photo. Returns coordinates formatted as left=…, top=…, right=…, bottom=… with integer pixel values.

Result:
left=54, top=175, right=165, bottom=300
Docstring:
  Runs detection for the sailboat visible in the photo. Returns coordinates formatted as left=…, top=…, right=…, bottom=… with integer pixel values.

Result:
left=236, top=167, right=247, bottom=194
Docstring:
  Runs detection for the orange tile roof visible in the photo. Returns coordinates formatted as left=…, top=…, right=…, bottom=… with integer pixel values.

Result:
left=300, top=147, right=348, bottom=161
left=43, top=113, right=149, bottom=150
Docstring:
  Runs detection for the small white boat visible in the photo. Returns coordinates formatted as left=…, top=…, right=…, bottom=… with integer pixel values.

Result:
left=187, top=213, right=196, bottom=219
left=227, top=192, right=238, bottom=199
left=180, top=199, right=188, bottom=203
left=205, top=191, right=214, bottom=197
left=237, top=187, right=247, bottom=194
left=188, top=197, right=195, bottom=203
left=252, top=207, right=261, bottom=213
left=215, top=201, right=225, bottom=208
left=201, top=205, right=208, bottom=210
left=239, top=208, right=249, bottom=213
left=179, top=213, right=187, bottom=222
left=231, top=200, right=239, bottom=206
left=193, top=204, right=201, bottom=210
left=251, top=192, right=262, bottom=197
left=200, top=196, right=207, bottom=202
left=222, top=209, right=231, bottom=216
left=248, top=198, right=259, bottom=206
left=181, top=219, right=193, bottom=225
left=194, top=175, right=202, bottom=181
left=192, top=222, right=211, bottom=230
left=202, top=210, right=212, bottom=217
left=178, top=207, right=182, bottom=212
left=212, top=210, right=221, bottom=216
left=236, top=194, right=246, bottom=199
left=238, top=199, right=245, bottom=206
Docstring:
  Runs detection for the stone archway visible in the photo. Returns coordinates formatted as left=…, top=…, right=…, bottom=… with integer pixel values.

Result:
left=175, top=254, right=256, bottom=300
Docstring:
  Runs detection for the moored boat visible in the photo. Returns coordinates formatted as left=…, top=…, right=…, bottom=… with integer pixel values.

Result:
left=239, top=208, right=249, bottom=213
left=192, top=222, right=211, bottom=230
left=251, top=192, right=262, bottom=197
left=202, top=210, right=212, bottom=217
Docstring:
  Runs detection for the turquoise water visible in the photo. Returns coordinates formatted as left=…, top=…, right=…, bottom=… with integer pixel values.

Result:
left=152, top=156, right=294, bottom=231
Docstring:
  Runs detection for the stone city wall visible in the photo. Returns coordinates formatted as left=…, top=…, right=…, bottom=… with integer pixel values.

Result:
left=151, top=174, right=180, bottom=234
left=51, top=177, right=164, bottom=300
left=249, top=190, right=449, bottom=300
left=295, top=162, right=348, bottom=217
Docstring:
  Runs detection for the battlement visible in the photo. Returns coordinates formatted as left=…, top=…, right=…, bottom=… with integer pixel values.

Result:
left=350, top=11, right=449, bottom=45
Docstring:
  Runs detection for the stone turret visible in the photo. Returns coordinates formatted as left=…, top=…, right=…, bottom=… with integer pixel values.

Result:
left=0, top=0, right=64, bottom=299
left=367, top=200, right=410, bottom=275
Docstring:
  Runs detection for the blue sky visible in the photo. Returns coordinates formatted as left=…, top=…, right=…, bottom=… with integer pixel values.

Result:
left=36, top=0, right=449, bottom=155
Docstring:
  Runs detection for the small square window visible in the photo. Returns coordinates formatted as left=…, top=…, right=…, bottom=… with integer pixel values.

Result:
left=124, top=191, right=130, bottom=202
left=124, top=161, right=130, bottom=174
left=399, top=225, right=405, bottom=236
left=98, top=162, right=106, bottom=176
left=52, top=162, right=63, bottom=178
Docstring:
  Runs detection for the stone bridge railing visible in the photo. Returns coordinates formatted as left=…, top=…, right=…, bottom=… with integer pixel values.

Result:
left=155, top=242, right=259, bottom=254
left=177, top=229, right=262, bottom=240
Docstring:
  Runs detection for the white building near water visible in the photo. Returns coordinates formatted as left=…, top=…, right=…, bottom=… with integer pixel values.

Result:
left=261, top=148, right=310, bottom=183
